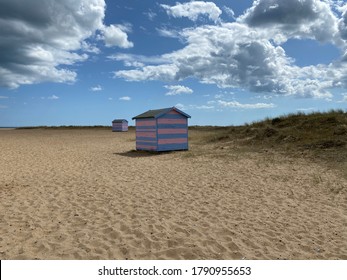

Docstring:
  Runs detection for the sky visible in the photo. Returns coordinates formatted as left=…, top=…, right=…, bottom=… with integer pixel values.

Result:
left=0, top=0, right=347, bottom=127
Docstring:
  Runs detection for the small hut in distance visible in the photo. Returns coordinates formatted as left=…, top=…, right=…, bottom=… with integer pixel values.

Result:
left=112, top=119, right=128, bottom=132
left=132, top=107, right=191, bottom=151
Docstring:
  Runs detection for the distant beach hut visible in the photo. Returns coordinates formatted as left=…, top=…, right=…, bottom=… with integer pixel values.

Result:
left=112, top=119, right=128, bottom=132
left=132, top=107, right=191, bottom=151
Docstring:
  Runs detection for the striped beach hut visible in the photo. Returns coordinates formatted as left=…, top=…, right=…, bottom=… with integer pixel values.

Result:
left=132, top=107, right=191, bottom=151
left=112, top=119, right=128, bottom=132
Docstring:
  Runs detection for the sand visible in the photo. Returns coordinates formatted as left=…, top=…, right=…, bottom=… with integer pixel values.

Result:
left=0, top=128, right=346, bottom=260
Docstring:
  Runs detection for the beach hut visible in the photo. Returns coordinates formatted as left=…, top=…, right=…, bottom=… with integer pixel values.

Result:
left=112, top=119, right=128, bottom=132
left=132, top=107, right=191, bottom=151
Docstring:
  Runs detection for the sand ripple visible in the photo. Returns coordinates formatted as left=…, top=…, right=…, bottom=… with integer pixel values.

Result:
left=0, top=129, right=346, bottom=259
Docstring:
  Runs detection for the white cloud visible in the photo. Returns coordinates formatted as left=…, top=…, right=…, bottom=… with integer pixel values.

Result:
left=253, top=94, right=274, bottom=100
left=0, top=96, right=9, bottom=99
left=109, top=53, right=170, bottom=67
left=177, top=98, right=274, bottom=111
left=115, top=23, right=318, bottom=96
left=47, top=95, right=59, bottom=100
left=115, top=17, right=347, bottom=99
left=100, top=24, right=133, bottom=48
left=338, top=93, right=347, bottom=102
left=0, top=0, right=107, bottom=88
left=116, top=64, right=179, bottom=82
left=119, top=96, right=131, bottom=101
left=238, top=0, right=340, bottom=45
left=0, top=0, right=133, bottom=89
left=90, top=85, right=103, bottom=91
left=156, top=28, right=182, bottom=39
left=161, top=1, right=222, bottom=23
left=175, top=103, right=186, bottom=110
left=297, top=107, right=316, bottom=111
left=81, top=41, right=100, bottom=54
left=164, top=85, right=193, bottom=96
left=0, top=105, right=8, bottom=109
left=175, top=103, right=214, bottom=110
left=144, top=10, right=157, bottom=21
left=114, top=1, right=347, bottom=99
left=218, top=100, right=276, bottom=109
left=223, top=6, right=236, bottom=19
left=338, top=4, right=347, bottom=41
left=195, top=105, right=214, bottom=109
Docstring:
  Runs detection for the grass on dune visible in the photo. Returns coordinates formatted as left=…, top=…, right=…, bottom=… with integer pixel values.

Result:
left=189, top=110, right=347, bottom=177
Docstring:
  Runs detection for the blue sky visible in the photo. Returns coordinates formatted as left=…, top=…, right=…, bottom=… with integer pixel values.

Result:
left=0, top=0, right=347, bottom=126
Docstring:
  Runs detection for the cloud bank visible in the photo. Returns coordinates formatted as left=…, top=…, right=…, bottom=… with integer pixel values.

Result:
left=218, top=100, right=276, bottom=109
left=161, top=1, right=222, bottom=23
left=238, top=0, right=340, bottom=44
left=115, top=0, right=347, bottom=99
left=164, top=85, right=193, bottom=96
left=119, top=96, right=131, bottom=101
left=100, top=24, right=133, bottom=48
left=90, top=85, right=103, bottom=92
left=0, top=0, right=132, bottom=88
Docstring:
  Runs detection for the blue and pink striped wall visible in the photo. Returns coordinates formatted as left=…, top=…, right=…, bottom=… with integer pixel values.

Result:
left=133, top=107, right=190, bottom=151
left=135, top=119, right=157, bottom=150
left=112, top=119, right=128, bottom=132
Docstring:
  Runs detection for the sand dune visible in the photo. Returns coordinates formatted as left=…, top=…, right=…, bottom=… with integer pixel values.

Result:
left=0, top=129, right=346, bottom=259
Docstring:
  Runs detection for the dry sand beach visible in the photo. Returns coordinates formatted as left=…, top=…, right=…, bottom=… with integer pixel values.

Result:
left=0, top=128, right=346, bottom=260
